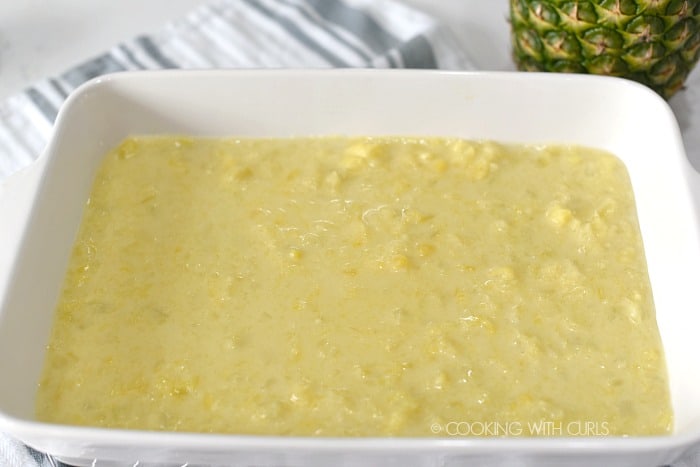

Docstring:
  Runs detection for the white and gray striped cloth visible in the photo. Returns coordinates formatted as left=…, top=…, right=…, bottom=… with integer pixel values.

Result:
left=0, top=0, right=472, bottom=182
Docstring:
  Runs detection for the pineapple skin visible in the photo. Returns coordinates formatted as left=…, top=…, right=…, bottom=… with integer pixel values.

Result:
left=510, top=0, right=700, bottom=99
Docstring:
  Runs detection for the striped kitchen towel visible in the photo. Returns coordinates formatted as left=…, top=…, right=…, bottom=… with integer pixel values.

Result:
left=0, top=0, right=473, bottom=182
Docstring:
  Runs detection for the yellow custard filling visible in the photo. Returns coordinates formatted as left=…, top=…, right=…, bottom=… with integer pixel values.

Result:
left=36, top=136, right=672, bottom=436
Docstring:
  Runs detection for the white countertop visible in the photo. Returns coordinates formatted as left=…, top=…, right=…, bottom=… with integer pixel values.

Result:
left=0, top=0, right=513, bottom=100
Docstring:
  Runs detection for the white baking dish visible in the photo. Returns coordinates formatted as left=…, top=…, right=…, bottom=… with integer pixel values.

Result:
left=0, top=70, right=699, bottom=467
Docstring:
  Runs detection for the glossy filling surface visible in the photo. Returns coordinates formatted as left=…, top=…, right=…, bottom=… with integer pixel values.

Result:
left=36, top=136, right=672, bottom=436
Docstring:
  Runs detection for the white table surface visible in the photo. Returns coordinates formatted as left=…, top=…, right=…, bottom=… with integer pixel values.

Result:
left=0, top=0, right=513, bottom=100
left=1, top=1, right=699, bottom=466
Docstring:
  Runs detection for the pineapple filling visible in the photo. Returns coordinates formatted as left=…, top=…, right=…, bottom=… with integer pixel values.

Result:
left=36, top=136, right=672, bottom=436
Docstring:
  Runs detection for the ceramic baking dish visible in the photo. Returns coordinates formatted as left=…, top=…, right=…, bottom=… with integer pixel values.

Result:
left=0, top=70, right=699, bottom=467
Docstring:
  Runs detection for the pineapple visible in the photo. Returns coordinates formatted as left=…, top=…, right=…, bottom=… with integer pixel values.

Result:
left=510, top=0, right=700, bottom=99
